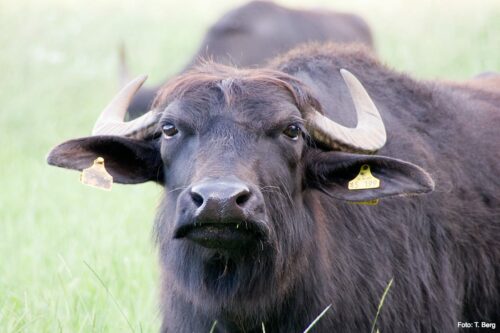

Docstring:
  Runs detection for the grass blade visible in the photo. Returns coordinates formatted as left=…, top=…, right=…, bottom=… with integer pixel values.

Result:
left=209, top=320, right=218, bottom=333
left=84, top=261, right=135, bottom=333
left=370, top=278, right=394, bottom=333
left=303, top=304, right=332, bottom=333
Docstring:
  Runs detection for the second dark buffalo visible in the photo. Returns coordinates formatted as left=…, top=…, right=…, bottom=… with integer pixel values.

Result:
left=125, top=1, right=374, bottom=119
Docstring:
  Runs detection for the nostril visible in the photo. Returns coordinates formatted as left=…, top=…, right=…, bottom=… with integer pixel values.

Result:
left=236, top=192, right=251, bottom=207
left=190, top=191, right=204, bottom=208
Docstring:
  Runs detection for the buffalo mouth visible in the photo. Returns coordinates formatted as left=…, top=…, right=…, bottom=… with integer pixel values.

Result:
left=174, top=221, right=266, bottom=249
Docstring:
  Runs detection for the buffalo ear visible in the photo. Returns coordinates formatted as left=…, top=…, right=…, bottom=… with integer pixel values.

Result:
left=47, top=136, right=162, bottom=184
left=306, top=151, right=434, bottom=202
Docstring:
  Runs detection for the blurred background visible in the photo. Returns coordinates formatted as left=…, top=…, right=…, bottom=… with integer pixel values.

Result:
left=1, top=0, right=499, bottom=331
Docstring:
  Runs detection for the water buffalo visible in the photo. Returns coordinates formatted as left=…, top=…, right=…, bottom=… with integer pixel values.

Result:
left=47, top=43, right=500, bottom=332
left=125, top=0, right=374, bottom=119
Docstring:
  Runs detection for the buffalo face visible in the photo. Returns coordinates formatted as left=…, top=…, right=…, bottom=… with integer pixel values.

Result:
left=151, top=82, right=315, bottom=310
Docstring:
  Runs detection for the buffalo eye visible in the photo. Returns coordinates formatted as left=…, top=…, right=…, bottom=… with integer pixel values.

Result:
left=162, top=123, right=179, bottom=138
left=283, top=124, right=301, bottom=140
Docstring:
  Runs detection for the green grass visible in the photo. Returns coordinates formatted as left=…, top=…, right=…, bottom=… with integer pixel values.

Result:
left=1, top=0, right=499, bottom=331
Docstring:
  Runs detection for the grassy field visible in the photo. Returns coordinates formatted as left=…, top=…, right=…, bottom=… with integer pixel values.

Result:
left=1, top=0, right=499, bottom=332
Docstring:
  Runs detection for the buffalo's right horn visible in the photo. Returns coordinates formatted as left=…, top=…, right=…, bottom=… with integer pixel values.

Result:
left=303, top=69, right=387, bottom=153
left=92, top=75, right=160, bottom=138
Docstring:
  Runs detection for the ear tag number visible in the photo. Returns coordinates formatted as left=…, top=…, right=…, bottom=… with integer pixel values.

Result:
left=80, top=157, right=113, bottom=191
left=348, top=164, right=380, bottom=190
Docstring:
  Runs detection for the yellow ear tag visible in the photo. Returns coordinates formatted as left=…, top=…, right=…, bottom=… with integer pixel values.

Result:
left=348, top=164, right=380, bottom=190
left=80, top=157, right=113, bottom=191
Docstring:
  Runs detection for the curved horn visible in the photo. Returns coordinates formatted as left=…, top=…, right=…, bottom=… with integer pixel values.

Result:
left=92, top=75, right=160, bottom=139
left=304, top=68, right=386, bottom=152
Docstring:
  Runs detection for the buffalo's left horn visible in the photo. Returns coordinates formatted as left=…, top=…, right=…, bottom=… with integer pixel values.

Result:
left=304, top=69, right=387, bottom=152
left=92, top=75, right=159, bottom=138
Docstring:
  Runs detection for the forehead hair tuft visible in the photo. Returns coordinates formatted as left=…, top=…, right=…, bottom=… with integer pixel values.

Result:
left=217, top=77, right=238, bottom=106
